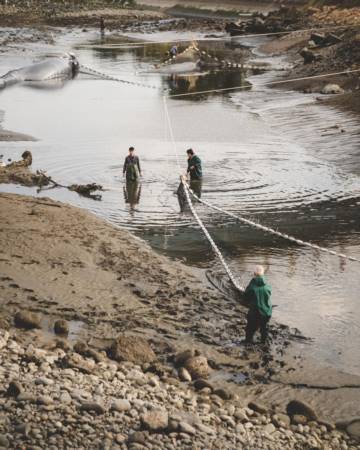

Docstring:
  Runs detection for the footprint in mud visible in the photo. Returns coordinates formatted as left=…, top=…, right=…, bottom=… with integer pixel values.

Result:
left=57, top=307, right=75, bottom=312
left=28, top=295, right=39, bottom=302
left=0, top=276, right=12, bottom=282
left=9, top=283, right=20, bottom=288
left=22, top=259, right=40, bottom=265
left=23, top=288, right=34, bottom=293
left=39, top=300, right=58, bottom=306
left=11, top=254, right=23, bottom=259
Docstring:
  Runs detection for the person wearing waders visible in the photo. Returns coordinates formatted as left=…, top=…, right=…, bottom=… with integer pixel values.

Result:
left=123, top=147, right=141, bottom=182
left=244, top=265, right=272, bottom=344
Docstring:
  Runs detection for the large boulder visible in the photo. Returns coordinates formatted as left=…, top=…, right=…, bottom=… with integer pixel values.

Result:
left=14, top=311, right=41, bottom=330
left=286, top=400, right=317, bottom=421
left=184, top=356, right=210, bottom=379
left=141, top=409, right=168, bottom=432
left=108, top=335, right=156, bottom=364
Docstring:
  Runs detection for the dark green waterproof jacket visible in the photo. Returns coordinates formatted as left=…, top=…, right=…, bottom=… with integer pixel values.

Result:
left=187, top=155, right=202, bottom=180
left=244, top=276, right=272, bottom=317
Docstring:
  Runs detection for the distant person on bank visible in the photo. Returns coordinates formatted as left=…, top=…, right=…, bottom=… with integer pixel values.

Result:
left=123, top=146, right=141, bottom=182
left=100, top=17, right=105, bottom=33
left=244, top=265, right=272, bottom=344
left=170, top=45, right=178, bottom=58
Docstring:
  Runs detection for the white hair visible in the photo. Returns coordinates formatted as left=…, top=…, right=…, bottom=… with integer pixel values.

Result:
left=254, top=265, right=265, bottom=276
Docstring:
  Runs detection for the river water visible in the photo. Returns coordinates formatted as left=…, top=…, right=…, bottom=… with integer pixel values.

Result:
left=1, top=29, right=360, bottom=375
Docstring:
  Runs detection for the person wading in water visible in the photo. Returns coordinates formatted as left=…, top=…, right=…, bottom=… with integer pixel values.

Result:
left=244, top=265, right=272, bottom=344
left=123, top=147, right=141, bottom=182
left=187, top=148, right=202, bottom=181
left=177, top=149, right=203, bottom=211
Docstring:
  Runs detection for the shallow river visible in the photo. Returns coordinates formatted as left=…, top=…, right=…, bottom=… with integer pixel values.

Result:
left=1, top=29, right=360, bottom=375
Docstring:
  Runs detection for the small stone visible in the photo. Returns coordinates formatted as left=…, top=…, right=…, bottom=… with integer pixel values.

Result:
left=14, top=311, right=41, bottom=329
left=196, top=423, right=215, bottom=435
left=234, top=408, right=248, bottom=422
left=108, top=335, right=156, bottom=364
left=54, top=319, right=69, bottom=336
left=264, top=423, right=276, bottom=434
left=184, top=356, right=210, bottom=379
left=236, top=423, right=246, bottom=434
left=80, top=402, right=106, bottom=415
left=286, top=400, right=317, bottom=421
left=37, top=395, right=53, bottom=406
left=17, top=392, right=36, bottom=403
left=141, top=409, right=168, bottom=432
left=178, top=367, right=192, bottom=382
left=115, top=434, right=126, bottom=444
left=248, top=401, right=268, bottom=414
left=167, top=419, right=179, bottom=432
left=292, top=414, right=308, bottom=425
left=0, top=434, right=9, bottom=448
left=111, top=399, right=131, bottom=412
left=214, top=388, right=232, bottom=400
left=6, top=380, right=22, bottom=397
left=272, top=413, right=291, bottom=428
left=178, top=422, right=196, bottom=435
left=73, top=341, right=88, bottom=355
left=128, top=431, right=147, bottom=444
left=193, top=378, right=213, bottom=391
left=34, top=377, right=53, bottom=386
left=14, top=423, right=30, bottom=436
left=60, top=392, right=72, bottom=404
left=174, top=349, right=195, bottom=366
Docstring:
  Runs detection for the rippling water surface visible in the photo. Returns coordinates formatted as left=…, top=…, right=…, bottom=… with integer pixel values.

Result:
left=1, top=31, right=360, bottom=374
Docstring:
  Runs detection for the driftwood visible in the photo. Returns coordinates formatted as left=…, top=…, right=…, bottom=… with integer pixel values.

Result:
left=0, top=151, right=103, bottom=200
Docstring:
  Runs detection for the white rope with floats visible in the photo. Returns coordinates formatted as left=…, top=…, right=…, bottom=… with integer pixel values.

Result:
left=181, top=176, right=244, bottom=291
left=163, top=95, right=244, bottom=290
left=79, top=63, right=159, bottom=89
left=186, top=187, right=360, bottom=264
left=163, top=94, right=360, bottom=276
left=169, top=67, right=360, bottom=97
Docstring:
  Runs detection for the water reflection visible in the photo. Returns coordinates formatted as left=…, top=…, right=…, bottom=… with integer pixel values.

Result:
left=166, top=70, right=251, bottom=98
left=123, top=180, right=141, bottom=213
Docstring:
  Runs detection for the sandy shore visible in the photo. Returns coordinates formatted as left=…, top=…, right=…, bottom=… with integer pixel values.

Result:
left=1, top=193, right=360, bottom=448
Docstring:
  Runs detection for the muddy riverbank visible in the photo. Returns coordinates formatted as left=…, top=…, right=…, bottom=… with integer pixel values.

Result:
left=1, top=192, right=360, bottom=449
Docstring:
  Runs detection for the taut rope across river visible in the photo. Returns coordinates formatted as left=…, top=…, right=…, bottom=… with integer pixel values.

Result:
left=162, top=93, right=360, bottom=291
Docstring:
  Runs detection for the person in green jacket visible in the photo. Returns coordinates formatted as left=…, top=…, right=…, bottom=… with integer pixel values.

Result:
left=244, top=265, right=272, bottom=344
left=187, top=148, right=202, bottom=180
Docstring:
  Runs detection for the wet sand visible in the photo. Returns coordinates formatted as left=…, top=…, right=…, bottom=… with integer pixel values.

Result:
left=1, top=192, right=360, bottom=426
